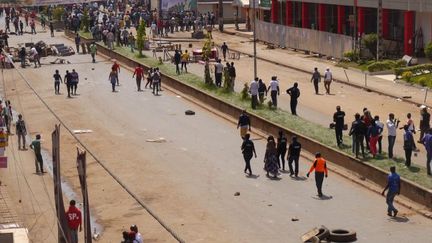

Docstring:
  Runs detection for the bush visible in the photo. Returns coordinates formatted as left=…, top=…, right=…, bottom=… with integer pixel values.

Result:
left=418, top=77, right=428, bottom=86
left=396, top=59, right=407, bottom=67
left=425, top=42, right=432, bottom=60
left=402, top=71, right=413, bottom=82
left=241, top=83, right=249, bottom=100
left=52, top=6, right=64, bottom=21
left=343, top=51, right=359, bottom=62
left=367, top=60, right=397, bottom=72
left=394, top=64, right=432, bottom=79
left=362, top=33, right=378, bottom=57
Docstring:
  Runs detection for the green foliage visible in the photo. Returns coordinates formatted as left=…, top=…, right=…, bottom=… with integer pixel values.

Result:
left=343, top=50, right=359, bottom=62
left=80, top=8, right=90, bottom=32
left=402, top=71, right=413, bottom=82
left=202, top=33, right=212, bottom=60
left=394, top=64, right=432, bottom=78
left=204, top=60, right=213, bottom=85
left=52, top=6, right=64, bottom=21
left=136, top=20, right=146, bottom=57
left=425, top=42, right=432, bottom=60
left=362, top=33, right=378, bottom=57
left=418, top=77, right=428, bottom=86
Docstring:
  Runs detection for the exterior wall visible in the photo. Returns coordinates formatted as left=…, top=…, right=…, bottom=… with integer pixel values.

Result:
left=416, top=11, right=432, bottom=45
left=292, top=0, right=432, bottom=12
left=197, top=3, right=241, bottom=22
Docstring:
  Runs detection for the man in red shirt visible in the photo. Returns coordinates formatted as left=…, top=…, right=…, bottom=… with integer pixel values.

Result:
left=111, top=61, right=120, bottom=86
left=66, top=200, right=82, bottom=243
left=132, top=65, right=144, bottom=91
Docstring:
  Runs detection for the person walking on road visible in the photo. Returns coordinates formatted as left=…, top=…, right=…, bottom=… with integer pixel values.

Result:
left=249, top=78, right=259, bottom=109
left=421, top=129, right=432, bottom=175
left=404, top=113, right=418, bottom=151
left=66, top=199, right=82, bottom=243
left=229, top=62, right=236, bottom=92
left=30, top=45, right=41, bottom=68
left=311, top=67, right=321, bottom=95
left=267, top=76, right=280, bottom=108
left=258, top=79, right=267, bottom=104
left=277, top=131, right=287, bottom=170
left=64, top=70, right=72, bottom=98
left=307, top=152, right=328, bottom=197
left=174, top=50, right=181, bottom=75
left=323, top=67, right=333, bottom=94
left=386, top=113, right=399, bottom=159
left=129, top=225, right=143, bottom=243
left=145, top=68, right=153, bottom=89
left=221, top=42, right=228, bottom=61
left=381, top=166, right=400, bottom=217
left=30, top=134, right=44, bottom=174
left=419, top=107, right=430, bottom=143
left=264, top=136, right=279, bottom=178
left=75, top=33, right=81, bottom=53
left=403, top=125, right=415, bottom=167
left=286, top=82, right=300, bottom=115
left=53, top=70, right=62, bottom=95
left=349, top=113, right=366, bottom=158
left=333, top=106, right=345, bottom=147
left=112, top=61, right=121, bottom=86
left=71, top=69, right=79, bottom=95
left=288, top=136, right=302, bottom=177
left=49, top=21, right=54, bottom=37
left=19, top=47, right=26, bottom=68
left=241, top=133, right=257, bottom=176
left=89, top=42, right=97, bottom=63
left=15, top=114, right=27, bottom=150
left=237, top=110, right=251, bottom=139
left=132, top=65, right=144, bottom=91
left=152, top=68, right=161, bottom=95
left=109, top=68, right=118, bottom=92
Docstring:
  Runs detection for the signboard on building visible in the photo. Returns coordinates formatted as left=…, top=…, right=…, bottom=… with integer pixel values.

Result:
left=160, top=0, right=197, bottom=12
left=260, top=0, right=270, bottom=8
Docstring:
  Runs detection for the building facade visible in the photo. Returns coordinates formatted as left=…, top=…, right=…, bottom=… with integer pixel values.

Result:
left=268, top=0, right=432, bottom=56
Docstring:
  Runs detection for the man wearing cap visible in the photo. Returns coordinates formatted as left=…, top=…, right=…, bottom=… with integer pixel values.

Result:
left=66, top=200, right=82, bottom=243
left=307, top=153, right=328, bottom=197
left=324, top=67, right=333, bottom=94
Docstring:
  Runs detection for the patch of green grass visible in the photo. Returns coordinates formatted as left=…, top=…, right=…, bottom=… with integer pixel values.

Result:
left=78, top=30, right=92, bottom=39
left=410, top=73, right=432, bottom=87
left=110, top=45, right=432, bottom=189
left=336, top=61, right=369, bottom=72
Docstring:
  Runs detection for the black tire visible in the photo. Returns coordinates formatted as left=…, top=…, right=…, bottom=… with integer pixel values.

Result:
left=306, top=226, right=329, bottom=242
left=328, top=229, right=357, bottom=242
left=185, top=110, right=195, bottom=115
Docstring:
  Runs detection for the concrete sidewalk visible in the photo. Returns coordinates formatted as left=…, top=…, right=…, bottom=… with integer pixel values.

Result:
left=220, top=24, right=431, bottom=107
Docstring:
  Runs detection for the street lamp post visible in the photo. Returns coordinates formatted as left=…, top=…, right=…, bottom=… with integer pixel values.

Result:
left=253, top=0, right=257, bottom=79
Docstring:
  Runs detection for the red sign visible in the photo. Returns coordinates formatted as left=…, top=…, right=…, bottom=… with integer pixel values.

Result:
left=0, top=156, right=7, bottom=168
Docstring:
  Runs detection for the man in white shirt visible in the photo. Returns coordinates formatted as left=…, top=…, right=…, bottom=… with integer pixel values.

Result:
left=214, top=59, right=224, bottom=87
left=267, top=76, right=280, bottom=108
left=374, top=115, right=384, bottom=154
left=249, top=78, right=259, bottom=109
left=324, top=67, right=332, bottom=94
left=30, top=46, right=41, bottom=68
left=386, top=113, right=399, bottom=158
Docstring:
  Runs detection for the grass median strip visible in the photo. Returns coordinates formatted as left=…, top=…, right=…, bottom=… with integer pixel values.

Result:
left=108, top=44, right=432, bottom=189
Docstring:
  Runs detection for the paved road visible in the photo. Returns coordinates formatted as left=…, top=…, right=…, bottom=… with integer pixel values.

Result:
left=3, top=23, right=432, bottom=242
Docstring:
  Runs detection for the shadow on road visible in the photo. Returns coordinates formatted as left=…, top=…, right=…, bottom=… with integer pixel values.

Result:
left=246, top=174, right=260, bottom=179
left=388, top=216, right=410, bottom=223
left=312, top=194, right=333, bottom=200
left=290, top=176, right=307, bottom=181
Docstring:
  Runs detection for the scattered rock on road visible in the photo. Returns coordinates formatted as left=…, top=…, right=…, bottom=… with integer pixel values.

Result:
left=234, top=192, right=240, bottom=196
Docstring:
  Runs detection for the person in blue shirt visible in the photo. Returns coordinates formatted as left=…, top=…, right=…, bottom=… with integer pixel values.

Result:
left=381, top=166, right=401, bottom=217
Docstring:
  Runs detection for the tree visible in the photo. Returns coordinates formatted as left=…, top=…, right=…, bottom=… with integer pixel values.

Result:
left=80, top=8, right=90, bottom=32
left=202, top=33, right=213, bottom=85
left=136, top=20, right=147, bottom=57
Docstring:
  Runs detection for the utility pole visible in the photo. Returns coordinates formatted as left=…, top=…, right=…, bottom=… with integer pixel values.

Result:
left=376, top=0, right=383, bottom=61
left=253, top=0, right=257, bottom=79
left=353, top=0, right=357, bottom=52
left=218, top=0, right=224, bottom=32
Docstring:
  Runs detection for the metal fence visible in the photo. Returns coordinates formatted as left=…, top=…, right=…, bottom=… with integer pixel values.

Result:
left=256, top=20, right=353, bottom=59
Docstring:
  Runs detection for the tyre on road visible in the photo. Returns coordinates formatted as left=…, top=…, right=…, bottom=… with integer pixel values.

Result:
left=306, top=226, right=330, bottom=242
left=328, top=229, right=357, bottom=242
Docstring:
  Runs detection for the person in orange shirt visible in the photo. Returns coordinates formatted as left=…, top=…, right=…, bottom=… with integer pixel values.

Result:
left=307, top=153, right=328, bottom=197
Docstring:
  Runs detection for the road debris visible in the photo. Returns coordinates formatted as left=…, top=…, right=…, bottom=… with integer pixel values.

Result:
left=291, top=217, right=299, bottom=221
left=146, top=137, right=167, bottom=143
left=234, top=192, right=240, bottom=196
left=72, top=129, right=93, bottom=134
